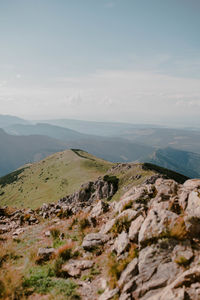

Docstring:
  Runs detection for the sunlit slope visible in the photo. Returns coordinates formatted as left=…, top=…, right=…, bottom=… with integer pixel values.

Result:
left=0, top=149, right=113, bottom=209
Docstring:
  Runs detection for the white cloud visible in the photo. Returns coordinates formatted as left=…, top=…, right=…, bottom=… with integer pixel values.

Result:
left=0, top=69, right=200, bottom=123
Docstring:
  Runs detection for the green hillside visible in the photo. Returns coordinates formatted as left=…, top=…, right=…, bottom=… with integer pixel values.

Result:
left=0, top=149, right=188, bottom=209
left=0, top=149, right=113, bottom=209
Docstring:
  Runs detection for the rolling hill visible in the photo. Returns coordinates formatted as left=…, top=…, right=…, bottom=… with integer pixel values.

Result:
left=0, top=125, right=154, bottom=176
left=0, top=114, right=30, bottom=128
left=0, top=149, right=113, bottom=208
left=4, top=123, right=91, bottom=141
left=0, top=149, right=188, bottom=209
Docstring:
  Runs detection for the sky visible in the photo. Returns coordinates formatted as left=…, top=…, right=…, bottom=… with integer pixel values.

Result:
left=0, top=0, right=200, bottom=126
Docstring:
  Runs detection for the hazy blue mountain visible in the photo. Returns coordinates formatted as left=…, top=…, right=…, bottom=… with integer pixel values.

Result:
left=0, top=129, right=68, bottom=176
left=118, top=127, right=200, bottom=154
left=38, top=118, right=163, bottom=137
left=0, top=114, right=30, bottom=128
left=4, top=123, right=92, bottom=141
left=0, top=128, right=154, bottom=176
left=143, top=147, right=200, bottom=178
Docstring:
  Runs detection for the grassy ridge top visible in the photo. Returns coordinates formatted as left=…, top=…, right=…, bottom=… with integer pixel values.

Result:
left=0, top=149, right=188, bottom=209
left=0, top=149, right=113, bottom=209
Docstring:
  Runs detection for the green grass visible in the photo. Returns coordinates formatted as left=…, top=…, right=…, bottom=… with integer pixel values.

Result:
left=0, top=149, right=188, bottom=209
left=0, top=149, right=113, bottom=209
left=23, top=267, right=80, bottom=298
left=0, top=167, right=27, bottom=188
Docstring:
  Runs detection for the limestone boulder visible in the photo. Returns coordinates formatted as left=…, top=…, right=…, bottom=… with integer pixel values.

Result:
left=129, top=215, right=144, bottom=242
left=62, top=259, right=94, bottom=277
left=113, top=231, right=129, bottom=256
left=82, top=233, right=109, bottom=250
left=138, top=207, right=178, bottom=245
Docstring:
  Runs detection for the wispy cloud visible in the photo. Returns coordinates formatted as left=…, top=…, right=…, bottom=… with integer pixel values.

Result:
left=0, top=69, right=200, bottom=123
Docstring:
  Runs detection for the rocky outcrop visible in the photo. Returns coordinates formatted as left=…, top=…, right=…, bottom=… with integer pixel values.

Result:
left=2, top=173, right=200, bottom=300
left=59, top=176, right=118, bottom=214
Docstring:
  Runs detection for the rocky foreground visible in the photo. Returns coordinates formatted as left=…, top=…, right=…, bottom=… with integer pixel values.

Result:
left=1, top=175, right=200, bottom=299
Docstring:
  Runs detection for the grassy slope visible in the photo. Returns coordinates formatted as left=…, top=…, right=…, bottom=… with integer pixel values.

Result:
left=0, top=149, right=113, bottom=209
left=0, top=148, right=188, bottom=209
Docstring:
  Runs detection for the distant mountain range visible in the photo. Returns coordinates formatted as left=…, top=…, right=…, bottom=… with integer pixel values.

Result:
left=0, top=128, right=67, bottom=177
left=143, top=147, right=200, bottom=178
left=0, top=127, right=153, bottom=176
left=0, top=114, right=200, bottom=178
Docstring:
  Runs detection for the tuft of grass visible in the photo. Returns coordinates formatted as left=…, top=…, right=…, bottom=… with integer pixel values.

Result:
left=0, top=266, right=24, bottom=299
left=107, top=244, right=138, bottom=289
left=111, top=216, right=131, bottom=236
left=56, top=242, right=75, bottom=261
left=169, top=216, right=187, bottom=240
left=50, top=227, right=60, bottom=240
left=97, top=289, right=105, bottom=295
left=79, top=217, right=91, bottom=231
left=175, top=255, right=191, bottom=267
left=122, top=200, right=133, bottom=211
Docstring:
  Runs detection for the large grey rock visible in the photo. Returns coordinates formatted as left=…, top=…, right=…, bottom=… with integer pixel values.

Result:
left=147, top=266, right=200, bottom=300
left=100, top=218, right=116, bottom=234
left=133, top=240, right=181, bottom=299
left=99, top=288, right=119, bottom=300
left=115, top=185, right=154, bottom=213
left=113, top=231, right=129, bottom=256
left=186, top=191, right=200, bottom=218
left=155, top=178, right=178, bottom=200
left=118, top=258, right=138, bottom=288
left=37, top=247, right=55, bottom=262
left=183, top=179, right=200, bottom=191
left=117, top=209, right=140, bottom=222
left=184, top=191, right=200, bottom=236
left=138, top=207, right=178, bottom=245
left=82, top=233, right=109, bottom=250
left=100, top=209, right=139, bottom=235
left=129, top=215, right=144, bottom=242
left=172, top=240, right=193, bottom=264
left=62, top=259, right=94, bottom=277
left=90, top=200, right=109, bottom=218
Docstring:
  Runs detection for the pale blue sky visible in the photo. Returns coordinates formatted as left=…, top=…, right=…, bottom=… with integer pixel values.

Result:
left=0, top=0, right=200, bottom=125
